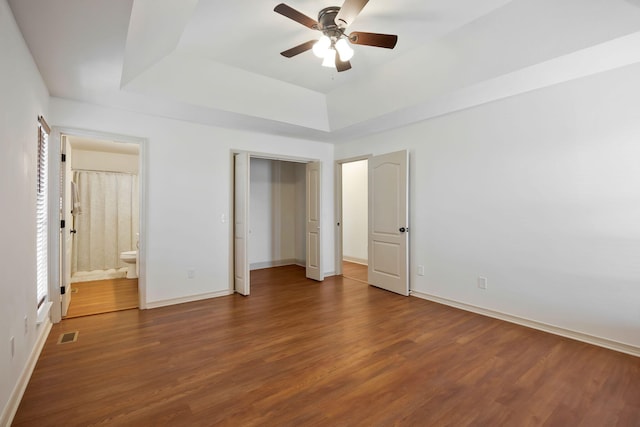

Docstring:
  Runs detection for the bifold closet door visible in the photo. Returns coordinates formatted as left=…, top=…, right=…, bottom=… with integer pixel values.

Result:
left=234, top=152, right=250, bottom=296
left=306, top=161, right=323, bottom=281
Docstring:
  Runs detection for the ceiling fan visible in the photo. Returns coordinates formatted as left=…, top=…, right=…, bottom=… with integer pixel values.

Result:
left=274, top=0, right=398, bottom=72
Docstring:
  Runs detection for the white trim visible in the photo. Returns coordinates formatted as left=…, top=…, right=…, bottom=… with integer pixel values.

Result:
left=228, top=151, right=235, bottom=294
left=36, top=301, right=53, bottom=325
left=145, top=290, right=233, bottom=309
left=1, top=318, right=52, bottom=426
left=250, top=259, right=300, bottom=271
left=342, top=256, right=368, bottom=266
left=411, top=291, right=640, bottom=358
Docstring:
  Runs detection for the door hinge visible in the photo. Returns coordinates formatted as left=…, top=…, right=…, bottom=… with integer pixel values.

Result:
left=60, top=286, right=66, bottom=295
left=60, top=220, right=66, bottom=229
left=61, top=153, right=66, bottom=162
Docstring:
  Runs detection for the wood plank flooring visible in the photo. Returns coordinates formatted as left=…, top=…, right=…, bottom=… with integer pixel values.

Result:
left=13, top=266, right=640, bottom=426
left=64, top=278, right=139, bottom=318
left=342, top=260, right=368, bottom=283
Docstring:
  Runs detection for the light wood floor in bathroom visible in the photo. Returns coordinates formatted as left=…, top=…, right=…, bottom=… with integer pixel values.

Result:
left=65, top=278, right=138, bottom=318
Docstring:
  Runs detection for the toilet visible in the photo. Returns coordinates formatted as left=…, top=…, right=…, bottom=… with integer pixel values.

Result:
left=120, top=250, right=138, bottom=279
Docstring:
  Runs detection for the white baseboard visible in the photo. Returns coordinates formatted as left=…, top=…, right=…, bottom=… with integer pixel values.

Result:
left=410, top=290, right=640, bottom=358
left=250, top=259, right=300, bottom=271
left=145, top=289, right=233, bottom=309
left=343, top=256, right=368, bottom=266
left=1, top=318, right=52, bottom=427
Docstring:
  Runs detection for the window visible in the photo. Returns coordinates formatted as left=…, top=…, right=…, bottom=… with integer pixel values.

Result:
left=36, top=116, right=49, bottom=310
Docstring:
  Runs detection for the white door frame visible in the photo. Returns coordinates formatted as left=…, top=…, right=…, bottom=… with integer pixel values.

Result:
left=59, top=135, right=72, bottom=316
left=230, top=150, right=324, bottom=293
left=48, top=127, right=148, bottom=323
left=334, top=155, right=371, bottom=277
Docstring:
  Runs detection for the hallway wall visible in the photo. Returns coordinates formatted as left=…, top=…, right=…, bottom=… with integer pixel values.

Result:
left=342, top=160, right=368, bottom=264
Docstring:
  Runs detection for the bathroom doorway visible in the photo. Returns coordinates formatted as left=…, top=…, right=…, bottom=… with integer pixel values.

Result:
left=58, top=131, right=144, bottom=318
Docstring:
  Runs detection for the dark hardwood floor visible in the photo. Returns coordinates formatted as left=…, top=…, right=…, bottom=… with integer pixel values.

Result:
left=13, top=266, right=640, bottom=426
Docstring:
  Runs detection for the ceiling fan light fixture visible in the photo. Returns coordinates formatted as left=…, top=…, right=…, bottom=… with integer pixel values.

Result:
left=274, top=2, right=399, bottom=72
left=335, top=38, right=354, bottom=61
left=312, top=35, right=331, bottom=58
left=322, top=48, right=336, bottom=68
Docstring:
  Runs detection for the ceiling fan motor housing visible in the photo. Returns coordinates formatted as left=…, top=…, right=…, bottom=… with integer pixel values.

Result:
left=318, top=7, right=344, bottom=38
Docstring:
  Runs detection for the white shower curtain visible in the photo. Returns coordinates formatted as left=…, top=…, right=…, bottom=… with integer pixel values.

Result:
left=72, top=171, right=139, bottom=274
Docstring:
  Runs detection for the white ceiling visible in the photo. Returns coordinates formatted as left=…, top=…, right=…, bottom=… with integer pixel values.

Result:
left=8, top=0, right=640, bottom=143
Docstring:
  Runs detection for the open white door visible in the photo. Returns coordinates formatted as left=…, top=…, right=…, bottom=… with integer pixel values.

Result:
left=234, top=152, right=250, bottom=295
left=306, top=161, right=323, bottom=281
left=60, top=136, right=73, bottom=316
left=368, top=150, right=409, bottom=296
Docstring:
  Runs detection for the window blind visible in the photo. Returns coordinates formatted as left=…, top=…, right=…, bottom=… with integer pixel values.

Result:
left=36, top=116, right=49, bottom=309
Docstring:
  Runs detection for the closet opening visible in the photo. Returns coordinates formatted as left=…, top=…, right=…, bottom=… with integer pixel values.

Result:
left=232, top=152, right=322, bottom=296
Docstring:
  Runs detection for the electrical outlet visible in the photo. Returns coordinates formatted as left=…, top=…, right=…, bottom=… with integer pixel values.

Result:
left=187, top=270, right=195, bottom=279
left=477, top=276, right=488, bottom=290
left=24, top=316, right=28, bottom=335
left=417, top=265, right=425, bottom=276
left=10, top=336, right=15, bottom=358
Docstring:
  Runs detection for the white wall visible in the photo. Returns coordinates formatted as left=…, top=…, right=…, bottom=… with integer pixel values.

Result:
left=0, top=0, right=50, bottom=421
left=72, top=149, right=139, bottom=174
left=249, top=158, right=273, bottom=266
left=342, top=160, right=368, bottom=264
left=49, top=97, right=335, bottom=306
left=336, top=63, right=640, bottom=349
left=249, top=158, right=306, bottom=269
left=280, top=161, right=306, bottom=266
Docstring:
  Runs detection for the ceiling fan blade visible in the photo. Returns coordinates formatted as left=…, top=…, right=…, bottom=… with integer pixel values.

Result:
left=274, top=3, right=319, bottom=29
left=280, top=40, right=317, bottom=58
left=335, top=0, right=369, bottom=28
left=349, top=31, right=398, bottom=49
left=336, top=58, right=352, bottom=72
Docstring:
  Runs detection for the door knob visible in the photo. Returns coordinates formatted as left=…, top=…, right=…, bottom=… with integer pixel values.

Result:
left=70, top=229, right=77, bottom=234
left=399, top=227, right=407, bottom=233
